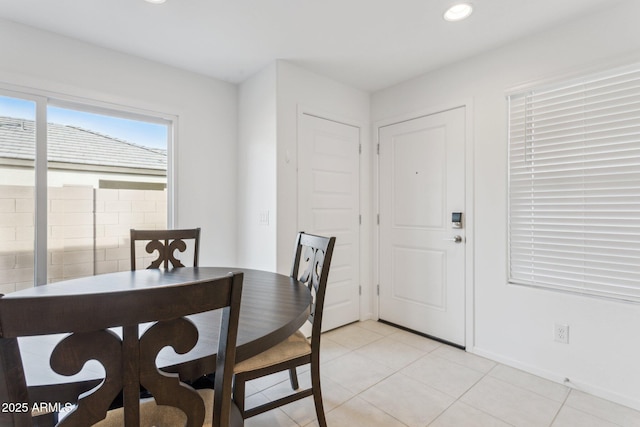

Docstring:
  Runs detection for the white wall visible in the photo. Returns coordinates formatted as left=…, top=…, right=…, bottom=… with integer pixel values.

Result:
left=236, top=61, right=372, bottom=319
left=275, top=60, right=372, bottom=318
left=237, top=63, right=277, bottom=270
left=0, top=19, right=238, bottom=266
left=372, top=0, right=640, bottom=409
left=7, top=2, right=638, bottom=409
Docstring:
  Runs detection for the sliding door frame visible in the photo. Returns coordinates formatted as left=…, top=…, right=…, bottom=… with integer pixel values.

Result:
left=0, top=83, right=176, bottom=286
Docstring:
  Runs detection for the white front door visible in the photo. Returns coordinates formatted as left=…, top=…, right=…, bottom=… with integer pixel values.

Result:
left=378, top=107, right=466, bottom=346
left=298, top=113, right=360, bottom=331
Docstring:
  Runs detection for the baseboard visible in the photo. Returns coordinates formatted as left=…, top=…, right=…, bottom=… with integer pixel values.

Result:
left=470, top=346, right=640, bottom=412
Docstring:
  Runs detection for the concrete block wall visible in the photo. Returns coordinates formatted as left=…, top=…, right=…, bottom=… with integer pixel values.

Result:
left=0, top=185, right=167, bottom=294
left=49, top=185, right=95, bottom=283
left=97, top=187, right=168, bottom=273
left=0, top=185, right=34, bottom=294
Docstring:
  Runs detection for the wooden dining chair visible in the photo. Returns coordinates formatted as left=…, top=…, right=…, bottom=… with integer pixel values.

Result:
left=232, top=232, right=335, bottom=427
left=130, top=228, right=201, bottom=270
left=0, top=272, right=244, bottom=427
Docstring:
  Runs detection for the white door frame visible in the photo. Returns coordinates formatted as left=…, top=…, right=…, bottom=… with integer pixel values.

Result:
left=373, top=100, right=475, bottom=350
left=296, top=104, right=369, bottom=323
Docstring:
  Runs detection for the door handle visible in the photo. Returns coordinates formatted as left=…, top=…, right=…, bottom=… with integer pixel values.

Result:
left=443, top=235, right=463, bottom=243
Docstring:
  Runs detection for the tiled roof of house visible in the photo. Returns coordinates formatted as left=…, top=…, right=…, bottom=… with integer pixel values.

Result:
left=0, top=116, right=166, bottom=171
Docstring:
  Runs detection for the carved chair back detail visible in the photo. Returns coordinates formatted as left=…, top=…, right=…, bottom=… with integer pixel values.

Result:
left=130, top=228, right=200, bottom=270
left=233, top=232, right=335, bottom=427
left=291, top=233, right=334, bottom=337
left=0, top=271, right=243, bottom=427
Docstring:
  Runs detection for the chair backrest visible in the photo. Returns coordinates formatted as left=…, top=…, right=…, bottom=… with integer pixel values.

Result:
left=290, top=232, right=336, bottom=342
left=0, top=272, right=243, bottom=427
left=130, top=228, right=201, bottom=270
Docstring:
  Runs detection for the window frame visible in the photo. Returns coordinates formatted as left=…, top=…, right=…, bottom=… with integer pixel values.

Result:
left=0, top=83, right=177, bottom=286
left=506, top=62, right=640, bottom=303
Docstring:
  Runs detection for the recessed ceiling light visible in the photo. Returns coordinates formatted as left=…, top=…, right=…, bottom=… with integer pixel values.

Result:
left=145, top=0, right=166, bottom=4
left=444, top=3, right=473, bottom=22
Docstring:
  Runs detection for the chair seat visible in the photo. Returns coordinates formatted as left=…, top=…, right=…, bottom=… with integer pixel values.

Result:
left=234, top=330, right=311, bottom=373
left=92, top=389, right=217, bottom=427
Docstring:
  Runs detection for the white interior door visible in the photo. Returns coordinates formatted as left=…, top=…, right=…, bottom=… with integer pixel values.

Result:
left=378, top=107, right=466, bottom=346
left=298, top=113, right=360, bottom=331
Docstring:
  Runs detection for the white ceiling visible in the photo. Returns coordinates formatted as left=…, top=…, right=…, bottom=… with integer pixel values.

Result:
left=0, top=0, right=621, bottom=92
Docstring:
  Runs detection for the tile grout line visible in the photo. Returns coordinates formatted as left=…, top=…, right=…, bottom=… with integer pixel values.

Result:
left=251, top=321, right=640, bottom=427
left=306, top=338, right=413, bottom=427
left=482, top=369, right=571, bottom=407
left=547, top=388, right=573, bottom=427
left=559, top=388, right=627, bottom=427
left=448, top=361, right=517, bottom=427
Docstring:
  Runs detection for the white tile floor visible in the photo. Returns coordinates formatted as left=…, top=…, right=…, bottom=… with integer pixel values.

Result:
left=241, top=320, right=640, bottom=427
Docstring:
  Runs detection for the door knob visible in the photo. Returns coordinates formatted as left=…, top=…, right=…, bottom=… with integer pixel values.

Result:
left=443, top=235, right=463, bottom=243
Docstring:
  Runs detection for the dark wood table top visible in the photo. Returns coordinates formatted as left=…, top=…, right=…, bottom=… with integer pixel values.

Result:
left=10, top=267, right=311, bottom=404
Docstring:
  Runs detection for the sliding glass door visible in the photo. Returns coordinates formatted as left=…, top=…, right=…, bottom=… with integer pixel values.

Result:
left=0, top=89, right=172, bottom=291
left=0, top=94, right=38, bottom=293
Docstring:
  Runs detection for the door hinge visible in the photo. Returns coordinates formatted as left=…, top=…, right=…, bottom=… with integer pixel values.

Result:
left=359, top=285, right=362, bottom=296
left=377, top=143, right=380, bottom=155
left=377, top=214, right=380, bottom=225
left=359, top=143, right=362, bottom=154
left=359, top=214, right=362, bottom=225
left=377, top=284, right=380, bottom=295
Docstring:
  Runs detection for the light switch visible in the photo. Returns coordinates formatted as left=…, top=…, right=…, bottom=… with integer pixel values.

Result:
left=259, top=210, right=270, bottom=226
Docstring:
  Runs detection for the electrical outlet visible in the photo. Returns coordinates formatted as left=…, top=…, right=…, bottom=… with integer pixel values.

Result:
left=554, top=323, right=569, bottom=344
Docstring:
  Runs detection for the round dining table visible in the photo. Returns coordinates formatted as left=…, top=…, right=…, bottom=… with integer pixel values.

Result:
left=10, top=267, right=312, bottom=405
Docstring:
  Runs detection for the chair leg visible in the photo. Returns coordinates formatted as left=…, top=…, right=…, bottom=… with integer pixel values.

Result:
left=32, top=410, right=58, bottom=427
left=288, top=367, right=299, bottom=390
left=310, top=363, right=326, bottom=427
left=233, top=375, right=247, bottom=415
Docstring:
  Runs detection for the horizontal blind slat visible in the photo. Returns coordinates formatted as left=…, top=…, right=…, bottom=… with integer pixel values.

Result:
left=508, top=62, right=640, bottom=303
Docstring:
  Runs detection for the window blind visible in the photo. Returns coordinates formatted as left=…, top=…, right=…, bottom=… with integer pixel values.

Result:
left=508, top=64, right=640, bottom=302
